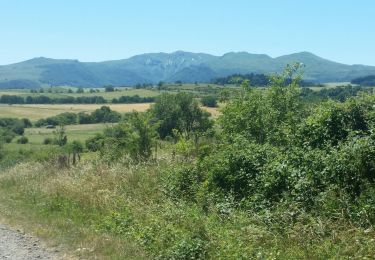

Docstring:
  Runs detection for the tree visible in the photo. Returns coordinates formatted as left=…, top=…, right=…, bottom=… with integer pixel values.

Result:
left=16, top=136, right=28, bottom=144
left=76, top=88, right=84, bottom=94
left=220, top=63, right=304, bottom=145
left=54, top=125, right=67, bottom=146
left=69, top=140, right=83, bottom=165
left=90, top=106, right=121, bottom=123
left=201, top=96, right=218, bottom=107
left=151, top=93, right=213, bottom=139
left=127, top=112, right=157, bottom=160
left=219, top=89, right=230, bottom=103
left=105, top=86, right=115, bottom=92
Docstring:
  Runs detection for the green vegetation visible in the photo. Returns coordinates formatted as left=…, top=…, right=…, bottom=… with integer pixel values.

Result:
left=201, top=96, right=218, bottom=107
left=301, top=85, right=374, bottom=102
left=0, top=94, right=156, bottom=104
left=34, top=106, right=122, bottom=127
left=0, top=65, right=375, bottom=259
left=352, top=75, right=375, bottom=86
left=2, top=52, right=375, bottom=87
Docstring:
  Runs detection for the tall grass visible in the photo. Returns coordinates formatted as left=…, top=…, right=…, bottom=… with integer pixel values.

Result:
left=1, top=159, right=375, bottom=259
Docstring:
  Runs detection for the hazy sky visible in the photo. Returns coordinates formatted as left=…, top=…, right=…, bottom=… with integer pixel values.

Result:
left=1, top=0, right=374, bottom=65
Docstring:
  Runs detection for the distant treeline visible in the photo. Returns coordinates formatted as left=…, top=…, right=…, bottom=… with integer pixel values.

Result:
left=301, top=85, right=373, bottom=102
left=213, top=73, right=270, bottom=86
left=213, top=73, right=315, bottom=87
left=35, top=106, right=122, bottom=127
left=0, top=95, right=155, bottom=104
left=112, top=95, right=155, bottom=103
left=351, top=75, right=375, bottom=86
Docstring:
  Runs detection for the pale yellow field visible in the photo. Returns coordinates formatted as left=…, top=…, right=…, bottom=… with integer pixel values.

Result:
left=0, top=103, right=220, bottom=120
left=203, top=106, right=221, bottom=118
left=0, top=103, right=152, bottom=120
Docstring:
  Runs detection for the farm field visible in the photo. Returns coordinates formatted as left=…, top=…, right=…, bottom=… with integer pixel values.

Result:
left=0, top=103, right=220, bottom=120
left=0, top=103, right=152, bottom=121
left=4, top=123, right=109, bottom=151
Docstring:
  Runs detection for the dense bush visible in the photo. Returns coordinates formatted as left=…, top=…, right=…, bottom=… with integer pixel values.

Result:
left=351, top=75, right=375, bottom=86
left=163, top=65, right=375, bottom=224
left=16, top=136, right=29, bottom=144
left=301, top=85, right=373, bottom=102
left=35, top=106, right=122, bottom=127
left=201, top=96, right=218, bottom=107
left=94, top=112, right=157, bottom=162
left=112, top=95, right=155, bottom=104
left=0, top=118, right=30, bottom=142
left=105, top=85, right=115, bottom=92
left=43, top=137, right=53, bottom=145
left=89, top=106, right=121, bottom=123
left=35, top=112, right=78, bottom=127
left=151, top=93, right=213, bottom=139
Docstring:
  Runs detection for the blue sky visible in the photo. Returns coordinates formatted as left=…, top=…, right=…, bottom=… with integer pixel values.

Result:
left=0, top=0, right=374, bottom=65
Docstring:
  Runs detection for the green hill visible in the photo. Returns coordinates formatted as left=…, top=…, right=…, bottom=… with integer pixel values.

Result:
left=1, top=51, right=375, bottom=88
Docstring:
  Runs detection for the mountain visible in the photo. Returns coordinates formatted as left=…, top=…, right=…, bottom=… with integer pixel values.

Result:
left=0, top=51, right=375, bottom=88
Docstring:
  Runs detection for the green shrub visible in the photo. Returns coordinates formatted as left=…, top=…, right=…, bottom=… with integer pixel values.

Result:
left=43, top=137, right=53, bottom=145
left=201, top=96, right=218, bottom=107
left=162, top=164, right=203, bottom=201
left=16, top=136, right=28, bottom=144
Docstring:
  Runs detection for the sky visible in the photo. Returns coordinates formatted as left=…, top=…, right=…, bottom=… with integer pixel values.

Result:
left=0, top=0, right=374, bottom=65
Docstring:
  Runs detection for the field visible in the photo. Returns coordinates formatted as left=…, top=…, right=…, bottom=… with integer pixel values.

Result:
left=0, top=103, right=152, bottom=121
left=3, top=124, right=109, bottom=154
left=0, top=103, right=220, bottom=121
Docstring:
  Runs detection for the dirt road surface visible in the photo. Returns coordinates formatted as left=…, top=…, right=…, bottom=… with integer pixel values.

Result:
left=0, top=224, right=60, bottom=260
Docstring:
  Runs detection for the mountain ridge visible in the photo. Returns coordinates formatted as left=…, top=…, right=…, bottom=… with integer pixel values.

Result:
left=1, top=51, right=375, bottom=88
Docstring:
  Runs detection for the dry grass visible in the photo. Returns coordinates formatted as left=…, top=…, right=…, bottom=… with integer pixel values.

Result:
left=0, top=103, right=152, bottom=120
left=0, top=162, right=149, bottom=259
left=1, top=160, right=375, bottom=259
left=202, top=106, right=221, bottom=118
left=0, top=103, right=220, bottom=120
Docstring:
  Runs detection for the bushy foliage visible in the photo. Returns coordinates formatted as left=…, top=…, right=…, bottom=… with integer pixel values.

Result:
left=351, top=75, right=375, bottom=86
left=43, top=137, right=53, bottom=145
left=163, top=65, right=375, bottom=224
left=0, top=118, right=30, bottom=143
left=220, top=65, right=304, bottom=145
left=94, top=112, right=157, bottom=162
left=301, top=85, right=373, bottom=102
left=16, top=136, right=29, bottom=144
left=151, top=93, right=213, bottom=139
left=89, top=106, right=121, bottom=123
left=53, top=125, right=67, bottom=146
left=35, top=112, right=78, bottom=127
left=0, top=95, right=107, bottom=104
left=201, top=96, right=218, bottom=107
left=112, top=95, right=155, bottom=104
left=35, top=106, right=121, bottom=126
left=298, top=99, right=370, bottom=148
left=104, top=85, right=115, bottom=92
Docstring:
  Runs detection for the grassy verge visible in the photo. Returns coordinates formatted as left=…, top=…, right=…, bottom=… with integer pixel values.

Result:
left=1, top=160, right=375, bottom=259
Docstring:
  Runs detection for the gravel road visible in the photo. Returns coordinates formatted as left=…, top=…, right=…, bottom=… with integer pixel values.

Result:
left=0, top=224, right=59, bottom=260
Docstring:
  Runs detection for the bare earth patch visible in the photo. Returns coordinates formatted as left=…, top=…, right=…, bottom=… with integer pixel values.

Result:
left=0, top=223, right=67, bottom=260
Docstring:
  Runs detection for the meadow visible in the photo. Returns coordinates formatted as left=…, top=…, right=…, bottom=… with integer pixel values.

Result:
left=0, top=103, right=152, bottom=121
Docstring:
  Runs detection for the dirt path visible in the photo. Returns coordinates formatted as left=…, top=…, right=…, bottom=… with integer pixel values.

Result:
left=0, top=224, right=60, bottom=260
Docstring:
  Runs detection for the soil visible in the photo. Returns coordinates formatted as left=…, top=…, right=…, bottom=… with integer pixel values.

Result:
left=0, top=224, right=61, bottom=260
